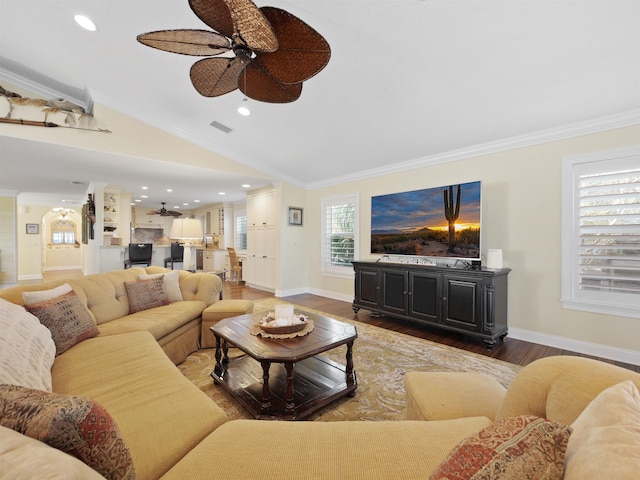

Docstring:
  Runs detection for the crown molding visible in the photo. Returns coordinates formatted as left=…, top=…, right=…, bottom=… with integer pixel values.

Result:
left=306, top=109, right=640, bottom=190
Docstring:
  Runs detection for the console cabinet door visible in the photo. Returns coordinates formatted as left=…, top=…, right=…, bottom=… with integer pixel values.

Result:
left=381, top=269, right=408, bottom=314
left=442, top=275, right=483, bottom=332
left=355, top=267, right=380, bottom=309
left=408, top=271, right=442, bottom=323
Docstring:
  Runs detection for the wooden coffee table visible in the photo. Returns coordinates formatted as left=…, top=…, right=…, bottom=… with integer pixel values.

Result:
left=210, top=310, right=357, bottom=420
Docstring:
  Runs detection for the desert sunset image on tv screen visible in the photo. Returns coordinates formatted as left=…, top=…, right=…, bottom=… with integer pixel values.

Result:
left=371, top=181, right=481, bottom=259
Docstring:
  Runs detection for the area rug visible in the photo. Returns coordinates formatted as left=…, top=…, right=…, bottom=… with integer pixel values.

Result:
left=179, top=298, right=521, bottom=421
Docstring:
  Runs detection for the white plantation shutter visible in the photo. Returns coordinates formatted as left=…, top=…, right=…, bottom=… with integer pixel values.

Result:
left=579, top=170, right=640, bottom=293
left=562, top=145, right=640, bottom=318
left=235, top=215, right=247, bottom=250
left=321, top=194, right=359, bottom=277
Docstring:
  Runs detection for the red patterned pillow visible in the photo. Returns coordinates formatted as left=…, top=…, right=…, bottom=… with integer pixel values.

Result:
left=430, top=415, right=572, bottom=480
left=25, top=290, right=99, bottom=355
left=0, top=384, right=135, bottom=480
left=125, top=276, right=170, bottom=314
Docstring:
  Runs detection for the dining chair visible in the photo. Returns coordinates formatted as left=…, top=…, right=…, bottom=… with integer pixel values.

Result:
left=164, top=242, right=184, bottom=269
left=124, top=243, right=153, bottom=269
left=227, top=247, right=243, bottom=283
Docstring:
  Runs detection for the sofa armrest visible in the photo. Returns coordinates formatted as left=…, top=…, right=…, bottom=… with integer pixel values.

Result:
left=178, top=271, right=222, bottom=306
left=405, top=371, right=506, bottom=422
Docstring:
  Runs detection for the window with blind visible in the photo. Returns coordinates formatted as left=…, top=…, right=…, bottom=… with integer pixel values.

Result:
left=562, top=145, right=640, bottom=318
left=321, top=194, right=359, bottom=277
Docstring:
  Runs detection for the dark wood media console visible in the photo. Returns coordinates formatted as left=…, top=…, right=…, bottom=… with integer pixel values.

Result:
left=352, top=261, right=510, bottom=348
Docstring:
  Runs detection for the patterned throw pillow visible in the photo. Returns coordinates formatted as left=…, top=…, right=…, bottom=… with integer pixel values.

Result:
left=125, top=276, right=170, bottom=314
left=430, top=415, right=572, bottom=480
left=0, top=385, right=136, bottom=480
left=25, top=291, right=99, bottom=356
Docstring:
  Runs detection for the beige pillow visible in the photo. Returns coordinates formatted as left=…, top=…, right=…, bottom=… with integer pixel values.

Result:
left=564, top=380, right=640, bottom=480
left=22, top=283, right=72, bottom=305
left=0, top=298, right=55, bottom=392
left=0, top=425, right=106, bottom=480
left=139, top=270, right=183, bottom=302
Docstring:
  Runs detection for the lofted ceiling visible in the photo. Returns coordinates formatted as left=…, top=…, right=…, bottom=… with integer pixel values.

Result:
left=1, top=0, right=639, bottom=210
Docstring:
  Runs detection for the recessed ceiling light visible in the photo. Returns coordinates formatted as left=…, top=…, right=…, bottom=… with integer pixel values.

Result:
left=74, top=14, right=97, bottom=32
left=173, top=206, right=180, bottom=209
left=237, top=98, right=250, bottom=116
left=140, top=195, right=148, bottom=198
left=183, top=203, right=189, bottom=206
left=194, top=200, right=200, bottom=203
left=134, top=199, right=141, bottom=203
left=142, top=186, right=148, bottom=190
left=167, top=188, right=173, bottom=192
left=242, top=184, right=251, bottom=188
left=218, top=192, right=226, bottom=195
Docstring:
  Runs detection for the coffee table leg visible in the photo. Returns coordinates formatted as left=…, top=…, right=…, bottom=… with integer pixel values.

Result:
left=284, top=362, right=295, bottom=417
left=260, top=360, right=272, bottom=416
left=222, top=339, right=229, bottom=365
left=346, top=340, right=356, bottom=394
left=213, top=334, right=223, bottom=383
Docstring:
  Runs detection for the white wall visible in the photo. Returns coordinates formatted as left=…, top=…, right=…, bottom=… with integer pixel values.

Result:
left=304, top=124, right=640, bottom=362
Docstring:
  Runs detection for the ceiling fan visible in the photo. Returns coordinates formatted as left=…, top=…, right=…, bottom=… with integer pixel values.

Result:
left=148, top=203, right=183, bottom=217
left=136, top=0, right=331, bottom=103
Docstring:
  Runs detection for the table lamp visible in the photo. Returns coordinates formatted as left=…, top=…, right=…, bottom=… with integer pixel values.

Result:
left=170, top=218, right=203, bottom=271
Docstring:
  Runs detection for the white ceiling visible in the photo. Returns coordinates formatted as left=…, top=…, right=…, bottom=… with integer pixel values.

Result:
left=1, top=1, right=639, bottom=210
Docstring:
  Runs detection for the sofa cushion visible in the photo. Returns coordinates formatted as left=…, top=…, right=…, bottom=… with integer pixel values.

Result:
left=0, top=425, right=107, bottom=480
left=564, top=380, right=640, bottom=480
left=97, top=300, right=206, bottom=340
left=0, top=385, right=135, bottom=480
left=125, top=276, right=169, bottom=314
left=139, top=271, right=183, bottom=302
left=163, top=418, right=493, bottom=480
left=21, top=283, right=72, bottom=305
left=430, top=415, right=571, bottom=480
left=0, top=298, right=56, bottom=392
left=25, top=291, right=99, bottom=356
left=52, top=331, right=228, bottom=480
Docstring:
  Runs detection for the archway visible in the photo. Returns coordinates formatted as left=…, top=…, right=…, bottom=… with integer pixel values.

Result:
left=43, top=208, right=83, bottom=272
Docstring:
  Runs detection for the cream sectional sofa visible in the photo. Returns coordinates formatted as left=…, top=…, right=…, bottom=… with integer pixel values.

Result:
left=1, top=266, right=639, bottom=479
left=0, top=267, right=252, bottom=479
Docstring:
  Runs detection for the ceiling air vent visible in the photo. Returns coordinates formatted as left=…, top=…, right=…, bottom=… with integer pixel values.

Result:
left=210, top=121, right=232, bottom=134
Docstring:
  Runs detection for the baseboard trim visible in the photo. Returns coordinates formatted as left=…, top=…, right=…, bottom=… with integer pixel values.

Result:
left=508, top=327, right=640, bottom=366
left=17, top=274, right=43, bottom=281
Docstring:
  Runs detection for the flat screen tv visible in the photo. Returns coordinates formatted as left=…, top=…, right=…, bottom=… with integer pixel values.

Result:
left=371, top=181, right=481, bottom=261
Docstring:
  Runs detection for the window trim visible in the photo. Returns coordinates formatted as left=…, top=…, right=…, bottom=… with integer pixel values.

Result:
left=561, top=144, right=640, bottom=319
left=321, top=193, right=359, bottom=278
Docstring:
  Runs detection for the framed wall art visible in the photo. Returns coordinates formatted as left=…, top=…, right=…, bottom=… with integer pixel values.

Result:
left=288, top=207, right=303, bottom=226
left=26, top=223, right=39, bottom=234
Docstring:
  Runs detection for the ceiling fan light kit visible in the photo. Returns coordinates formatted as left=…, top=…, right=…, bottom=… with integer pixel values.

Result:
left=137, top=0, right=330, bottom=104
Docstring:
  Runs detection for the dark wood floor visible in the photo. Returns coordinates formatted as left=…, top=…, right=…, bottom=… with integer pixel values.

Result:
left=223, top=282, right=640, bottom=373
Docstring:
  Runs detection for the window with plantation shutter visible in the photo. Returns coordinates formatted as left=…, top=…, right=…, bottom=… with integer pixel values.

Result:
left=562, top=145, right=640, bottom=318
left=235, top=214, right=247, bottom=250
left=321, top=194, right=359, bottom=277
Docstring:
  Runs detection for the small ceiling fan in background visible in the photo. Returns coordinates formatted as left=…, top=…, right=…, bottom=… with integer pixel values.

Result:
left=136, top=0, right=331, bottom=103
left=148, top=202, right=183, bottom=217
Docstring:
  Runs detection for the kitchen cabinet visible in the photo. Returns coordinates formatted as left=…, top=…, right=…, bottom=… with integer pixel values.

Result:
left=245, top=189, right=278, bottom=291
left=352, top=261, right=510, bottom=348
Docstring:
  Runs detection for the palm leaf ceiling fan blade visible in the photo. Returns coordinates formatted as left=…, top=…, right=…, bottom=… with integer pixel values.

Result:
left=257, top=7, right=331, bottom=84
left=190, top=0, right=277, bottom=52
left=190, top=56, right=250, bottom=97
left=240, top=61, right=302, bottom=103
left=137, top=0, right=330, bottom=103
left=136, top=29, right=230, bottom=56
